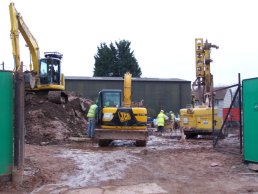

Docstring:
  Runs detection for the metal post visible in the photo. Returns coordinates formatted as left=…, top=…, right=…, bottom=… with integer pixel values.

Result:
left=14, top=73, right=19, bottom=167
left=13, top=62, right=24, bottom=183
left=0, top=61, right=4, bottom=70
left=212, top=90, right=215, bottom=147
left=238, top=73, right=242, bottom=154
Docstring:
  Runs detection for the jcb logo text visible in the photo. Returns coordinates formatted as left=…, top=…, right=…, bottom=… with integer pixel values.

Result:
left=118, top=112, right=131, bottom=122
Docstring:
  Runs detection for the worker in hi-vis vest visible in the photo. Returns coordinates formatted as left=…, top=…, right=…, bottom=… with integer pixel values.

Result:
left=170, top=111, right=175, bottom=130
left=86, top=103, right=98, bottom=138
left=157, top=110, right=166, bottom=133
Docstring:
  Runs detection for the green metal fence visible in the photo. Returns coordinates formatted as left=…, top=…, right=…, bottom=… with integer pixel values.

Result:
left=0, top=71, right=13, bottom=176
left=243, top=78, right=258, bottom=163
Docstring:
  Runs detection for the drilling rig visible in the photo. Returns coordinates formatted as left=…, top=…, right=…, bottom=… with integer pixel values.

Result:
left=179, top=38, right=222, bottom=138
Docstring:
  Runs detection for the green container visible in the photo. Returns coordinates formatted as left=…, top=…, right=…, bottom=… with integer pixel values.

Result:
left=0, top=71, right=13, bottom=176
left=243, top=78, right=258, bottom=163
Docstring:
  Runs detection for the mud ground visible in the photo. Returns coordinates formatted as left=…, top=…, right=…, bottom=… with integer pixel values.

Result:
left=24, top=91, right=92, bottom=145
left=1, top=93, right=257, bottom=193
left=1, top=132, right=258, bottom=194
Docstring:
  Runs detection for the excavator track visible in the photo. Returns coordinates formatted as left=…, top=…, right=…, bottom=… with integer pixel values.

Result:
left=48, top=91, right=68, bottom=104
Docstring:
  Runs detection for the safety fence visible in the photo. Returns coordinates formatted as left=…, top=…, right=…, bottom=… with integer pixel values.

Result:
left=212, top=73, right=242, bottom=155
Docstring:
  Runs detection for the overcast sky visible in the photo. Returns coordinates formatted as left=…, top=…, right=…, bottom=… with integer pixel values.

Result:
left=0, top=0, right=257, bottom=86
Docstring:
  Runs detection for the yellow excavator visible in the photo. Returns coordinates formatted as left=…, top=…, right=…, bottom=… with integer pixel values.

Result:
left=9, top=3, right=67, bottom=103
left=180, top=38, right=222, bottom=138
left=95, top=72, right=148, bottom=146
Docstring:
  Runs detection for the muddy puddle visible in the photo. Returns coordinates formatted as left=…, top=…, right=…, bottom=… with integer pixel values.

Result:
left=31, top=134, right=239, bottom=194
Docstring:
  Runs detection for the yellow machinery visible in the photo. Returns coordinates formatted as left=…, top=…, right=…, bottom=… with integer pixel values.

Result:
left=95, top=72, right=148, bottom=146
left=9, top=3, right=67, bottom=103
left=180, top=38, right=221, bottom=138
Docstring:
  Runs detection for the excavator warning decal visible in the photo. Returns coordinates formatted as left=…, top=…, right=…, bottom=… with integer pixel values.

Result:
left=118, top=111, right=131, bottom=122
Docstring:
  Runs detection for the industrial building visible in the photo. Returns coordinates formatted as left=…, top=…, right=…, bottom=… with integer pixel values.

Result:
left=65, top=76, right=191, bottom=116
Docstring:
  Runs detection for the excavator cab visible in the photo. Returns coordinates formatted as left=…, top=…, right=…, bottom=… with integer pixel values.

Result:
left=39, top=52, right=62, bottom=85
left=96, top=89, right=122, bottom=125
left=98, top=89, right=122, bottom=108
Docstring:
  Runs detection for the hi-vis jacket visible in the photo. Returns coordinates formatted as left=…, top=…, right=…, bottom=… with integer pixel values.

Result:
left=87, top=104, right=98, bottom=118
left=157, top=112, right=166, bottom=126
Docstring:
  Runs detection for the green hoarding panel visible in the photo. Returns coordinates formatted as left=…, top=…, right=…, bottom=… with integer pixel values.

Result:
left=0, top=71, right=13, bottom=176
left=243, top=78, right=258, bottom=163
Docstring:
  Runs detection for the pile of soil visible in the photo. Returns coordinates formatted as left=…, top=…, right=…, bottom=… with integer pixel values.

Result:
left=25, top=92, right=93, bottom=145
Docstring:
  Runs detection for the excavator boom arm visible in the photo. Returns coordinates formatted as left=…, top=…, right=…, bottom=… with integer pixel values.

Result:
left=123, top=72, right=132, bottom=107
left=9, top=3, right=40, bottom=72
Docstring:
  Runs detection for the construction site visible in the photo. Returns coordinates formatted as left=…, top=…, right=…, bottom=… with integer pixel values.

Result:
left=1, top=2, right=258, bottom=194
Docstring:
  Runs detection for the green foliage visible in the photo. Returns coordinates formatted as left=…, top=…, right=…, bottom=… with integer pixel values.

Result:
left=93, top=40, right=142, bottom=77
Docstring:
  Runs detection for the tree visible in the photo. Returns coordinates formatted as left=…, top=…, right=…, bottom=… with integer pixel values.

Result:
left=93, top=43, right=117, bottom=77
left=93, top=40, right=142, bottom=77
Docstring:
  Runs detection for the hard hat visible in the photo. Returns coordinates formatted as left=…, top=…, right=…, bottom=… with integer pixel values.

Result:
left=161, top=110, right=164, bottom=113
left=169, top=111, right=172, bottom=114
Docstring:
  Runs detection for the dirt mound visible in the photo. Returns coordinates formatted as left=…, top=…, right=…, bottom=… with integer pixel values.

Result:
left=25, top=92, right=93, bottom=145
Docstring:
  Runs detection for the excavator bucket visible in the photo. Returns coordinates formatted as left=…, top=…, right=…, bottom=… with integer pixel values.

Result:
left=48, top=91, right=68, bottom=104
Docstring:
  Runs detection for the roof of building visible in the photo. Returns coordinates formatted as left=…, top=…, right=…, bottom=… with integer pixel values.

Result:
left=65, top=76, right=190, bottom=82
left=213, top=87, right=228, bottom=100
left=192, top=86, right=229, bottom=101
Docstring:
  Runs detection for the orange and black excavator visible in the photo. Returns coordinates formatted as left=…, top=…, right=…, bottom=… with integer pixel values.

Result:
left=95, top=72, right=148, bottom=146
left=9, top=3, right=67, bottom=103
